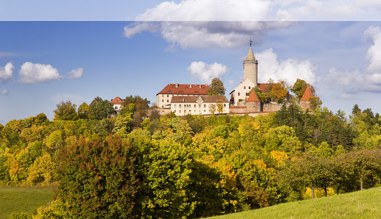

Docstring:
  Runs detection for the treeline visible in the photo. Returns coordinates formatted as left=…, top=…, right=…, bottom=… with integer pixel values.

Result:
left=2, top=98, right=381, bottom=218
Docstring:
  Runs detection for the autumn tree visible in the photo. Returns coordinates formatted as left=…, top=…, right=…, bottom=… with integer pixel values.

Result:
left=57, top=135, right=141, bottom=218
left=291, top=79, right=307, bottom=99
left=209, top=77, right=226, bottom=96
left=54, top=101, right=78, bottom=120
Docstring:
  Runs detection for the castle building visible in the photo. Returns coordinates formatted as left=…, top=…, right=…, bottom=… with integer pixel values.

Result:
left=171, top=95, right=229, bottom=116
left=230, top=44, right=259, bottom=106
left=156, top=83, right=209, bottom=109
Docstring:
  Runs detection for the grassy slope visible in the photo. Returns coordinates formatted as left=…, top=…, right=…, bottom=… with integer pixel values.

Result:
left=0, top=186, right=55, bottom=218
left=209, top=187, right=381, bottom=219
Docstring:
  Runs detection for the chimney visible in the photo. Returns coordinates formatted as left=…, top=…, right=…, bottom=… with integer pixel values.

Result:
left=189, top=84, right=192, bottom=88
left=176, top=83, right=179, bottom=88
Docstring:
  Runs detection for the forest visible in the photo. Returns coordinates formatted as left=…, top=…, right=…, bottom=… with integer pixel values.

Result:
left=1, top=93, right=381, bottom=218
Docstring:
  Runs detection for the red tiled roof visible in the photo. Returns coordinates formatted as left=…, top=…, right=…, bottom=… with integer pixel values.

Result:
left=171, top=95, right=228, bottom=103
left=300, top=85, right=313, bottom=101
left=111, top=96, right=123, bottom=104
left=257, top=83, right=270, bottom=92
left=157, top=84, right=210, bottom=95
left=247, top=90, right=260, bottom=102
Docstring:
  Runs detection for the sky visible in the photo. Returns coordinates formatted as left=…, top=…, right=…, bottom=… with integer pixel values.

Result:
left=1, top=0, right=381, bottom=124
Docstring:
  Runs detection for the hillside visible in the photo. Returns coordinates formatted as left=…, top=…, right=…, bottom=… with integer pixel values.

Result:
left=209, top=187, right=381, bottom=219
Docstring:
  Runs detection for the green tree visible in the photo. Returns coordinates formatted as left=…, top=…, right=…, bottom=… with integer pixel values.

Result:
left=77, top=102, right=89, bottom=119
left=291, top=79, right=307, bottom=99
left=209, top=77, right=226, bottom=96
left=54, top=101, right=78, bottom=120
left=57, top=135, right=141, bottom=218
left=88, top=97, right=116, bottom=120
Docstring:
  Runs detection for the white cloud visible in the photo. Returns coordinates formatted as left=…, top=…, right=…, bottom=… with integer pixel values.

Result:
left=188, top=61, right=228, bottom=83
left=324, top=25, right=381, bottom=93
left=137, top=0, right=271, bottom=21
left=132, top=0, right=381, bottom=22
left=125, top=21, right=292, bottom=49
left=365, top=26, right=381, bottom=74
left=124, top=22, right=159, bottom=38
left=68, top=68, right=84, bottom=79
left=256, top=48, right=317, bottom=85
left=19, top=62, right=62, bottom=84
left=0, top=63, right=14, bottom=82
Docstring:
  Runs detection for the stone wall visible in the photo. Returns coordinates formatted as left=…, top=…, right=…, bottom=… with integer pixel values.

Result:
left=263, top=102, right=283, bottom=112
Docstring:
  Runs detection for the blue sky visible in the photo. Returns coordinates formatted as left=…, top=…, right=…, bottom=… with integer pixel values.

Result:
left=1, top=1, right=381, bottom=123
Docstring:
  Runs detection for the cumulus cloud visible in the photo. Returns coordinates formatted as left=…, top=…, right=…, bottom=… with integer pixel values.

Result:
left=323, top=25, right=381, bottom=93
left=188, top=61, right=228, bottom=83
left=256, top=48, right=316, bottom=85
left=19, top=62, right=61, bottom=84
left=0, top=63, right=14, bottom=82
left=123, top=0, right=381, bottom=49
left=125, top=21, right=292, bottom=49
left=365, top=26, right=381, bottom=74
left=136, top=0, right=271, bottom=21
left=68, top=68, right=84, bottom=79
left=124, top=0, right=294, bottom=49
left=132, top=0, right=381, bottom=22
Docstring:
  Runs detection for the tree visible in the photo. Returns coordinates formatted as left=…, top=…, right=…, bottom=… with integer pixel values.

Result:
left=54, top=101, right=78, bottom=120
left=121, top=96, right=150, bottom=128
left=77, top=102, right=89, bottom=119
left=209, top=78, right=226, bottom=96
left=291, top=79, right=307, bottom=99
left=88, top=97, right=116, bottom=120
left=269, top=82, right=288, bottom=103
left=57, top=135, right=141, bottom=218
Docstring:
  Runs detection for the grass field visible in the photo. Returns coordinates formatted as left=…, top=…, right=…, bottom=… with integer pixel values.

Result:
left=209, top=187, right=381, bottom=219
left=0, top=186, right=56, bottom=218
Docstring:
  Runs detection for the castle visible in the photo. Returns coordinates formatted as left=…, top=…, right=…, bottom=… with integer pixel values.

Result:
left=113, top=44, right=314, bottom=116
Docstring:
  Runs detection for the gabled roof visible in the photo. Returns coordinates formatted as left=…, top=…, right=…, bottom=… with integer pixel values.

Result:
left=247, top=90, right=260, bottom=102
left=171, top=95, right=228, bottom=104
left=111, top=96, right=123, bottom=104
left=157, top=84, right=210, bottom=95
left=300, top=85, right=314, bottom=101
left=257, top=83, right=270, bottom=92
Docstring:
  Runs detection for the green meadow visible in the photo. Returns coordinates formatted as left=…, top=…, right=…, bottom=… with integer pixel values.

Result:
left=209, top=187, right=381, bottom=219
left=0, top=186, right=55, bottom=218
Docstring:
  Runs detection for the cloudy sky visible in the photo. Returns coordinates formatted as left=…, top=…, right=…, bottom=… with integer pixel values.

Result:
left=1, top=0, right=381, bottom=123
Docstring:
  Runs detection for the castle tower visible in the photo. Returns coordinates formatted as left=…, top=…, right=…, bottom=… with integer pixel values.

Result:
left=243, top=42, right=258, bottom=85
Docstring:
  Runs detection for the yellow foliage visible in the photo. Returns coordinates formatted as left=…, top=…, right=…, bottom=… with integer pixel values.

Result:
left=252, top=159, right=267, bottom=169
left=303, top=187, right=335, bottom=199
left=270, top=150, right=289, bottom=166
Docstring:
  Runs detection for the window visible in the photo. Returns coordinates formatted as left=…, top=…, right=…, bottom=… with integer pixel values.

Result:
left=167, top=94, right=169, bottom=97
left=224, top=104, right=226, bottom=107
left=194, top=104, right=196, bottom=108
left=173, top=104, right=176, bottom=108
left=238, top=92, right=240, bottom=96
left=162, top=99, right=164, bottom=102
left=204, top=104, right=206, bottom=108
left=167, top=100, right=169, bottom=102
left=179, top=104, right=182, bottom=108
left=244, top=86, right=246, bottom=89
left=249, top=86, right=251, bottom=89
left=246, top=93, right=249, bottom=96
